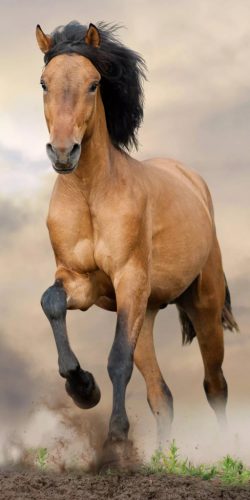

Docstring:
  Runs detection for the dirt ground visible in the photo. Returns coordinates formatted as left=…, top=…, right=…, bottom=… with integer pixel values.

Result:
left=1, top=469, right=250, bottom=500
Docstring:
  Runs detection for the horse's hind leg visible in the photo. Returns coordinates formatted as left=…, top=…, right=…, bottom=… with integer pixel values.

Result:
left=195, top=311, right=227, bottom=426
left=134, top=308, right=173, bottom=448
left=41, top=279, right=100, bottom=409
left=177, top=240, right=228, bottom=426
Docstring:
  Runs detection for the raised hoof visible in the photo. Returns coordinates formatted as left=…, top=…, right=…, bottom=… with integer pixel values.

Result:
left=65, top=369, right=101, bottom=409
left=98, top=439, right=139, bottom=472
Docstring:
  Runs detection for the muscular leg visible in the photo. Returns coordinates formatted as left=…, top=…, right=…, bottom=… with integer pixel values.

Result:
left=194, top=310, right=227, bottom=426
left=134, top=308, right=173, bottom=449
left=107, top=266, right=149, bottom=441
left=177, top=239, right=228, bottom=426
left=41, top=279, right=100, bottom=409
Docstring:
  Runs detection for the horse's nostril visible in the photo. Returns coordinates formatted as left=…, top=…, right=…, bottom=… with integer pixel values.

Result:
left=46, top=143, right=53, bottom=153
left=46, top=142, right=81, bottom=168
left=70, top=143, right=81, bottom=158
left=46, top=143, right=57, bottom=161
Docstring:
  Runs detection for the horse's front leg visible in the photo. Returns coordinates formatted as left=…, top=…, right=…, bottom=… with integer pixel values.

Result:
left=107, top=266, right=149, bottom=441
left=41, top=270, right=101, bottom=409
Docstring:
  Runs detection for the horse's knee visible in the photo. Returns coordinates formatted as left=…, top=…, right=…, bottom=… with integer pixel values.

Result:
left=41, top=281, right=79, bottom=378
left=41, top=280, right=67, bottom=320
left=55, top=268, right=96, bottom=310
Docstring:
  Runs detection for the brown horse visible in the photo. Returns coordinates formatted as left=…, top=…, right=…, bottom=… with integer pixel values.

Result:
left=36, top=21, right=238, bottom=449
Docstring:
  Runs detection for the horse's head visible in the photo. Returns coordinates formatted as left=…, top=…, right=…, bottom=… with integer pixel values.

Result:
left=36, top=24, right=101, bottom=174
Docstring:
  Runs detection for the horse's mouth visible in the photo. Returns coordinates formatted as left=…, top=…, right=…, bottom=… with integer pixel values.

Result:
left=52, top=163, right=78, bottom=174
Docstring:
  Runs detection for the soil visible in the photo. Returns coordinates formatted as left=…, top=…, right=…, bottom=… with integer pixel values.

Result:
left=1, top=469, right=250, bottom=500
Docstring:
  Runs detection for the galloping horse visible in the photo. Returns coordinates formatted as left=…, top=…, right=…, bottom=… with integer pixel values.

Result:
left=36, top=21, right=238, bottom=448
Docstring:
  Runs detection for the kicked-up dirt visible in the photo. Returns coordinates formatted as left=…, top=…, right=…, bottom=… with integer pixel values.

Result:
left=1, top=469, right=250, bottom=500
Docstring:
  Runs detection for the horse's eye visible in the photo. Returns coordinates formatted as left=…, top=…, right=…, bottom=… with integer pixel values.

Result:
left=89, top=81, right=99, bottom=93
left=40, top=79, right=48, bottom=92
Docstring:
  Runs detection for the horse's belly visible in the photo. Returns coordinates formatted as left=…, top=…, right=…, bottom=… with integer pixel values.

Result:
left=150, top=220, right=212, bottom=303
left=150, top=258, right=205, bottom=304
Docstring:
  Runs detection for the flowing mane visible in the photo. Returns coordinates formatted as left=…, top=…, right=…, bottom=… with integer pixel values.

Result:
left=44, top=21, right=146, bottom=151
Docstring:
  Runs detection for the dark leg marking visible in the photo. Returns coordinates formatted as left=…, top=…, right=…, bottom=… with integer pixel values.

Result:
left=107, top=313, right=133, bottom=441
left=162, top=380, right=174, bottom=419
left=41, top=280, right=100, bottom=409
left=41, top=280, right=79, bottom=377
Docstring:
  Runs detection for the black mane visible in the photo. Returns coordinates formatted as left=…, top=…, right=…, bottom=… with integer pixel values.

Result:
left=44, top=21, right=146, bottom=151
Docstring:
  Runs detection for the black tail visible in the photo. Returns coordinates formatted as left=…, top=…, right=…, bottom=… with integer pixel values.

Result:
left=222, top=275, right=239, bottom=332
left=178, top=308, right=196, bottom=345
left=178, top=275, right=239, bottom=345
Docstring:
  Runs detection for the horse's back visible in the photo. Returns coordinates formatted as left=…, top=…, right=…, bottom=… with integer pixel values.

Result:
left=142, top=157, right=214, bottom=220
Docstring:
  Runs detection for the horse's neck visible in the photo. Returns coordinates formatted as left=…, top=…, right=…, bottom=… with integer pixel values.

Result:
left=74, top=92, right=123, bottom=198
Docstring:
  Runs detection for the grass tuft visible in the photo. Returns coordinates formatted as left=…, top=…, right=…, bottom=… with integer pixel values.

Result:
left=145, top=440, right=250, bottom=485
left=220, top=455, right=250, bottom=485
left=36, top=447, right=48, bottom=470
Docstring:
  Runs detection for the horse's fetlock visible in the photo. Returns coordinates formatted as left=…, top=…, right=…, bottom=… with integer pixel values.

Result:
left=59, top=355, right=80, bottom=379
left=109, top=413, right=129, bottom=441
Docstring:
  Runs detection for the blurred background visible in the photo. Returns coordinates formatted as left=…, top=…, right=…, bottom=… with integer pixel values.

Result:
left=0, top=0, right=249, bottom=468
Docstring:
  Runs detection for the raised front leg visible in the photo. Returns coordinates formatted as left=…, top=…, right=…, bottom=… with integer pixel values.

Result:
left=107, top=267, right=149, bottom=441
left=41, top=279, right=100, bottom=409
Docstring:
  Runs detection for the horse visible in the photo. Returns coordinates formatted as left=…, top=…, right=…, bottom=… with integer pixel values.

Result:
left=36, top=21, right=238, bottom=450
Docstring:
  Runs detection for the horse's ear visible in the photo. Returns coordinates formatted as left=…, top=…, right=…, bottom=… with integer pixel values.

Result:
left=36, top=25, right=53, bottom=53
left=84, top=23, right=100, bottom=48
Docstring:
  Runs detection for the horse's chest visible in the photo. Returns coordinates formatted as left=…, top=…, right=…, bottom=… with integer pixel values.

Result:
left=47, top=207, right=97, bottom=273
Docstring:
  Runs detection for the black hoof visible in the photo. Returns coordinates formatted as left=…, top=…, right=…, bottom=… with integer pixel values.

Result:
left=65, top=368, right=101, bottom=409
left=98, top=439, right=139, bottom=472
left=108, top=413, right=129, bottom=442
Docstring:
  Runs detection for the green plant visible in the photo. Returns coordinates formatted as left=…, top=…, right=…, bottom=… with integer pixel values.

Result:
left=36, top=447, right=48, bottom=469
left=146, top=440, right=250, bottom=485
left=219, top=455, right=250, bottom=485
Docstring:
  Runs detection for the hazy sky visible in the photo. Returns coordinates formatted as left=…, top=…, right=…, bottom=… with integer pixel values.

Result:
left=0, top=0, right=250, bottom=463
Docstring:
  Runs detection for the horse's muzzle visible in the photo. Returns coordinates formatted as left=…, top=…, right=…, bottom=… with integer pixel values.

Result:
left=46, top=142, right=81, bottom=174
